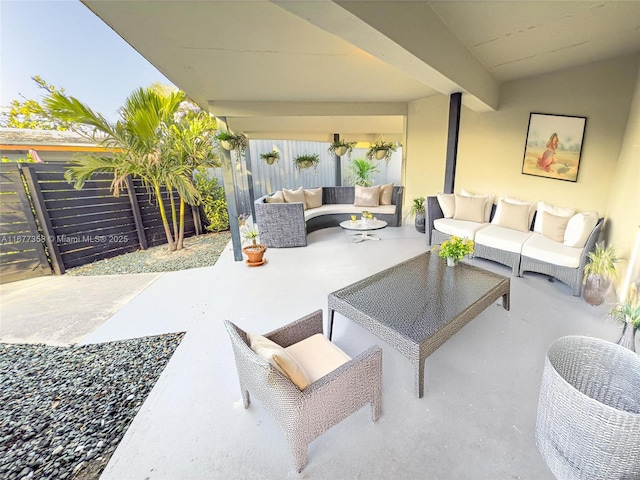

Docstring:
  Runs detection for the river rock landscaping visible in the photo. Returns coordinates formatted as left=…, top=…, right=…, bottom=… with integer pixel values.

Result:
left=0, top=333, right=184, bottom=479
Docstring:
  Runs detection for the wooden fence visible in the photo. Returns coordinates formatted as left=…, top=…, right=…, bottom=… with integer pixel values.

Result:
left=0, top=163, right=201, bottom=283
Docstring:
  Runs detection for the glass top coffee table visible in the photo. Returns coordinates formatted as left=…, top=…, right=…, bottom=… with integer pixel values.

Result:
left=328, top=251, right=510, bottom=397
left=339, top=219, right=387, bottom=242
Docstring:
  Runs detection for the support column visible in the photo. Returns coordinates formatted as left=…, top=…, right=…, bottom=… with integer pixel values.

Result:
left=333, top=133, right=342, bottom=186
left=443, top=92, right=462, bottom=194
left=217, top=116, right=243, bottom=261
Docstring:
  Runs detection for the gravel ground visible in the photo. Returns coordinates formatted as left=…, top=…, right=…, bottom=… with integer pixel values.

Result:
left=66, top=231, right=231, bottom=276
left=0, top=333, right=185, bottom=480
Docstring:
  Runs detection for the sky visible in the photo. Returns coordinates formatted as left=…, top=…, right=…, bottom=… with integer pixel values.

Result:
left=1, top=0, right=175, bottom=123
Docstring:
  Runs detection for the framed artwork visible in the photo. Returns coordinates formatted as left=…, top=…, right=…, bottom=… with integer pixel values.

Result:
left=521, top=113, right=587, bottom=182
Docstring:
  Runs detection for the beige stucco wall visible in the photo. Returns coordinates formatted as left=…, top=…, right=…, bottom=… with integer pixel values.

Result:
left=605, top=66, right=640, bottom=298
left=405, top=55, right=639, bottom=255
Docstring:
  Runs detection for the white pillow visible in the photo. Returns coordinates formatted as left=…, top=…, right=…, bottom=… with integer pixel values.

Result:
left=354, top=185, right=381, bottom=207
left=461, top=189, right=494, bottom=222
left=304, top=188, right=322, bottom=209
left=564, top=212, right=599, bottom=248
left=247, top=332, right=310, bottom=390
left=453, top=194, right=485, bottom=223
left=283, top=187, right=306, bottom=208
left=492, top=196, right=535, bottom=229
left=437, top=193, right=455, bottom=219
left=533, top=201, right=575, bottom=234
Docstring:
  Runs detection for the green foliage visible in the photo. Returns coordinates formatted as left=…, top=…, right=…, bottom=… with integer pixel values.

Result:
left=294, top=153, right=320, bottom=172
left=0, top=76, right=75, bottom=130
left=438, top=236, right=475, bottom=260
left=259, top=150, right=280, bottom=164
left=584, top=243, right=618, bottom=280
left=609, top=284, right=640, bottom=327
left=1, top=153, right=36, bottom=163
left=345, top=158, right=380, bottom=187
left=215, top=132, right=248, bottom=157
left=328, top=139, right=356, bottom=157
left=194, top=171, right=229, bottom=232
left=410, top=196, right=425, bottom=216
left=366, top=140, right=400, bottom=163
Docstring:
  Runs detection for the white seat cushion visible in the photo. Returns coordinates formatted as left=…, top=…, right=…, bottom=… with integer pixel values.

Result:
left=475, top=225, right=533, bottom=253
left=521, top=233, right=582, bottom=268
left=433, top=218, right=487, bottom=240
left=304, top=204, right=395, bottom=221
left=285, top=334, right=351, bottom=383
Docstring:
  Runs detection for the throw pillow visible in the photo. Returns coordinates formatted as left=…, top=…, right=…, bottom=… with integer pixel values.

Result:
left=495, top=200, right=531, bottom=232
left=304, top=187, right=322, bottom=209
left=492, top=196, right=535, bottom=228
left=541, top=211, right=571, bottom=242
left=354, top=185, right=381, bottom=207
left=461, top=189, right=494, bottom=222
left=437, top=193, right=455, bottom=218
left=453, top=194, right=485, bottom=223
left=379, top=183, right=394, bottom=205
left=533, top=201, right=575, bottom=233
left=247, top=332, right=311, bottom=390
left=283, top=187, right=306, bottom=208
left=264, top=190, right=284, bottom=203
left=564, top=212, right=599, bottom=248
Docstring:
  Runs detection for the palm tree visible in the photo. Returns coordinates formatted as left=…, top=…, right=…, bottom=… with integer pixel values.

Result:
left=44, top=86, right=216, bottom=251
left=345, top=158, right=380, bottom=187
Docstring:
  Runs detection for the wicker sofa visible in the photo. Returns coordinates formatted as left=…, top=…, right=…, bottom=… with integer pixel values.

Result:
left=255, top=185, right=404, bottom=248
left=425, top=194, right=603, bottom=296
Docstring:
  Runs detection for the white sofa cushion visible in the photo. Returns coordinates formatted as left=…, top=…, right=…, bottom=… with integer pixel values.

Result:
left=564, top=212, right=599, bottom=248
left=437, top=193, right=455, bottom=218
left=248, top=333, right=311, bottom=390
left=521, top=233, right=582, bottom=268
left=433, top=218, right=487, bottom=239
left=304, top=204, right=395, bottom=221
left=533, top=201, right=575, bottom=233
left=475, top=225, right=533, bottom=253
left=285, top=333, right=351, bottom=384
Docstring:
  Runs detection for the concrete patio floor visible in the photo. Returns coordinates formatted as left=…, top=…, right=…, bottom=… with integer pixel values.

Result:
left=1, top=225, right=620, bottom=479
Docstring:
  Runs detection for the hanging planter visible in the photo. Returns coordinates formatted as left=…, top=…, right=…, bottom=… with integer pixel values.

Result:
left=260, top=150, right=280, bottom=165
left=294, top=153, right=320, bottom=172
left=328, top=139, right=356, bottom=158
left=215, top=132, right=248, bottom=157
left=366, top=140, right=400, bottom=163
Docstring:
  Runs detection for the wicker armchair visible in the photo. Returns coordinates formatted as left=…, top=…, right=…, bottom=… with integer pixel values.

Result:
left=224, top=310, right=383, bottom=472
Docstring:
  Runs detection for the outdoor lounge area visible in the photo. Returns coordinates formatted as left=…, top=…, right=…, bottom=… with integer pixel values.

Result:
left=59, top=225, right=620, bottom=478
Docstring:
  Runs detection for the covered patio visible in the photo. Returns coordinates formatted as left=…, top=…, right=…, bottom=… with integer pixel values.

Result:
left=69, top=225, right=618, bottom=478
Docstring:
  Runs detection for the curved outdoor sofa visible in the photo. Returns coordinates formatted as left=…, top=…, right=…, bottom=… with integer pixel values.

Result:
left=255, top=185, right=404, bottom=248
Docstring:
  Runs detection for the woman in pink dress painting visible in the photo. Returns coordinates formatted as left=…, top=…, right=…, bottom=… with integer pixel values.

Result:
left=538, top=133, right=558, bottom=172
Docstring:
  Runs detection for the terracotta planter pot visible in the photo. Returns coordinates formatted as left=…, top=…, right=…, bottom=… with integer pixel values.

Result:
left=242, top=244, right=267, bottom=266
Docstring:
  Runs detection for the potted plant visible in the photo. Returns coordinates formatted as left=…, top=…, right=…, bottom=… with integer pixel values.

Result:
left=366, top=140, right=399, bottom=163
left=438, top=236, right=474, bottom=267
left=241, top=225, right=267, bottom=266
left=609, top=283, right=639, bottom=351
left=260, top=150, right=280, bottom=165
left=216, top=132, right=248, bottom=157
left=293, top=153, right=320, bottom=172
left=409, top=196, right=426, bottom=233
left=583, top=243, right=618, bottom=306
left=328, top=139, right=357, bottom=158
left=345, top=158, right=380, bottom=187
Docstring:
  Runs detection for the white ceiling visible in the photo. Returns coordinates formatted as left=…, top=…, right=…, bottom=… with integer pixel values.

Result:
left=83, top=1, right=640, bottom=140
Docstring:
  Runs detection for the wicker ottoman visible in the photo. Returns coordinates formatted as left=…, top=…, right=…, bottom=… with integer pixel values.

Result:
left=535, top=336, right=640, bottom=479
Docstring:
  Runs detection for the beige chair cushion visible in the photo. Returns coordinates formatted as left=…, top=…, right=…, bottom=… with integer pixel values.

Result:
left=495, top=200, right=531, bottom=232
left=533, top=201, right=575, bottom=234
left=285, top=334, right=351, bottom=383
left=541, top=211, right=571, bottom=242
left=354, top=185, right=381, bottom=207
left=304, top=188, right=323, bottom=209
left=453, top=194, right=485, bottom=223
left=379, top=183, right=394, bottom=205
left=264, top=191, right=284, bottom=203
left=283, top=187, right=306, bottom=208
left=492, top=196, right=535, bottom=227
left=247, top=333, right=311, bottom=390
left=461, top=189, right=494, bottom=222
left=564, top=211, right=599, bottom=248
left=437, top=193, right=455, bottom=218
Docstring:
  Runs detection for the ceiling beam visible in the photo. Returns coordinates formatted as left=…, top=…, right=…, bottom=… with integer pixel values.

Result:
left=208, top=101, right=407, bottom=117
